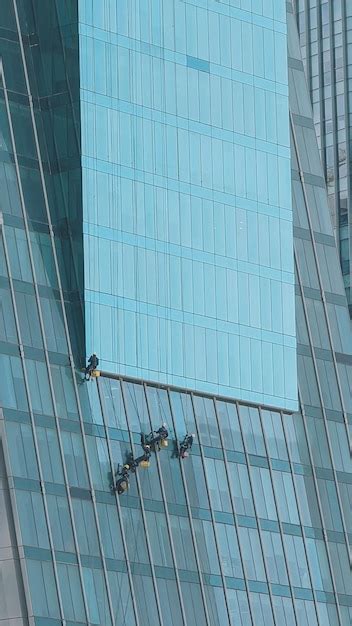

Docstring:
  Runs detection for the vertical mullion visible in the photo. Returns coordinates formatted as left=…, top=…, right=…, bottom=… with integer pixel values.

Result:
left=340, top=0, right=352, bottom=313
left=96, top=377, right=140, bottom=626
left=327, top=0, right=340, bottom=251
left=143, top=383, right=188, bottom=625
left=296, top=391, right=344, bottom=624
left=258, top=406, right=307, bottom=626
left=7, top=8, right=116, bottom=624
left=9, top=0, right=78, bottom=377
left=10, top=3, right=119, bottom=623
left=212, top=398, right=256, bottom=626
left=188, top=393, right=232, bottom=626
left=0, top=219, right=66, bottom=623
left=1, top=205, right=91, bottom=623
left=0, top=210, right=91, bottom=621
left=234, top=401, right=278, bottom=624
left=304, top=0, right=312, bottom=93
left=316, top=0, right=327, bottom=176
left=119, top=379, right=165, bottom=626
left=0, top=406, right=36, bottom=621
left=0, top=69, right=91, bottom=621
left=291, top=112, right=351, bottom=547
left=166, top=388, right=211, bottom=626
left=294, top=255, right=344, bottom=625
left=280, top=407, right=326, bottom=625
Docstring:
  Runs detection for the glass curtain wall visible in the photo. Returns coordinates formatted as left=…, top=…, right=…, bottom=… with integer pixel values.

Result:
left=295, top=0, right=352, bottom=313
left=0, top=1, right=350, bottom=626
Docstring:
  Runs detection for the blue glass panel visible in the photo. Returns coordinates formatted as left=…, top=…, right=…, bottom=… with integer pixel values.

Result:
left=80, top=0, right=296, bottom=412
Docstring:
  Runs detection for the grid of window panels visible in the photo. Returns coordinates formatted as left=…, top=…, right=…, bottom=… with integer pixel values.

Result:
left=295, top=0, right=352, bottom=311
left=288, top=9, right=352, bottom=626
left=0, top=1, right=351, bottom=626
left=1, top=370, right=351, bottom=626
left=79, top=0, right=297, bottom=410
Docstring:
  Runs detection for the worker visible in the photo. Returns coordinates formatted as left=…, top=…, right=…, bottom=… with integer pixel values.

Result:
left=179, top=433, right=195, bottom=459
left=115, top=464, right=130, bottom=494
left=141, top=424, right=168, bottom=451
left=85, top=353, right=99, bottom=380
left=154, top=424, right=169, bottom=449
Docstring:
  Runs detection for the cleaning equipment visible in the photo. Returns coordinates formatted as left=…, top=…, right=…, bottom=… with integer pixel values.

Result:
left=114, top=424, right=169, bottom=494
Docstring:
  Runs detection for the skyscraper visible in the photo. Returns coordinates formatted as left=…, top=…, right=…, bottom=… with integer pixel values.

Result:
left=0, top=1, right=350, bottom=626
left=295, top=0, right=352, bottom=312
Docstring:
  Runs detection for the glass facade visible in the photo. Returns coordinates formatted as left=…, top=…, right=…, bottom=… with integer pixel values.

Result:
left=295, top=0, right=352, bottom=312
left=80, top=0, right=297, bottom=411
left=0, top=1, right=350, bottom=626
left=1, top=371, right=351, bottom=626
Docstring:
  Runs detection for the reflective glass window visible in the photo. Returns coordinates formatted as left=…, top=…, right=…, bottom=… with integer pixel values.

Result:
left=183, top=454, right=210, bottom=510
left=86, top=435, right=110, bottom=491
left=169, top=390, right=195, bottom=437
left=145, top=510, right=173, bottom=567
left=146, top=386, right=173, bottom=432
left=61, top=431, right=89, bottom=488
left=250, top=467, right=277, bottom=520
left=100, top=377, right=127, bottom=429
left=108, top=571, right=136, bottom=626
left=205, top=584, right=230, bottom=626
left=204, top=457, right=232, bottom=513
left=180, top=581, right=207, bottom=626
left=262, top=530, right=288, bottom=585
left=193, top=395, right=221, bottom=447
left=227, top=589, right=252, bottom=626
left=16, top=489, right=49, bottom=549
left=216, top=521, right=243, bottom=579
left=216, top=400, right=243, bottom=452
left=283, top=534, right=311, bottom=588
left=36, top=425, right=64, bottom=483
left=5, top=421, right=38, bottom=479
left=272, top=596, right=297, bottom=626
left=121, top=507, right=149, bottom=564
left=249, top=592, right=274, bottom=626
left=123, top=381, right=150, bottom=432
left=72, top=498, right=100, bottom=557
left=228, top=462, right=255, bottom=517
left=96, top=502, right=124, bottom=561
left=169, top=514, right=197, bottom=572
left=0, top=355, right=27, bottom=411
left=133, top=574, right=160, bottom=626
left=83, top=566, right=112, bottom=625
left=239, top=406, right=266, bottom=457
left=51, top=365, right=79, bottom=420
left=193, top=518, right=220, bottom=575
left=261, top=410, right=288, bottom=460
left=238, top=527, right=266, bottom=581
left=294, top=599, right=318, bottom=626
left=26, top=559, right=60, bottom=619
left=305, top=537, right=333, bottom=592
left=157, top=578, right=183, bottom=626
left=272, top=470, right=299, bottom=524
left=80, top=379, right=104, bottom=425
left=57, top=563, right=86, bottom=623
left=47, top=493, right=75, bottom=553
